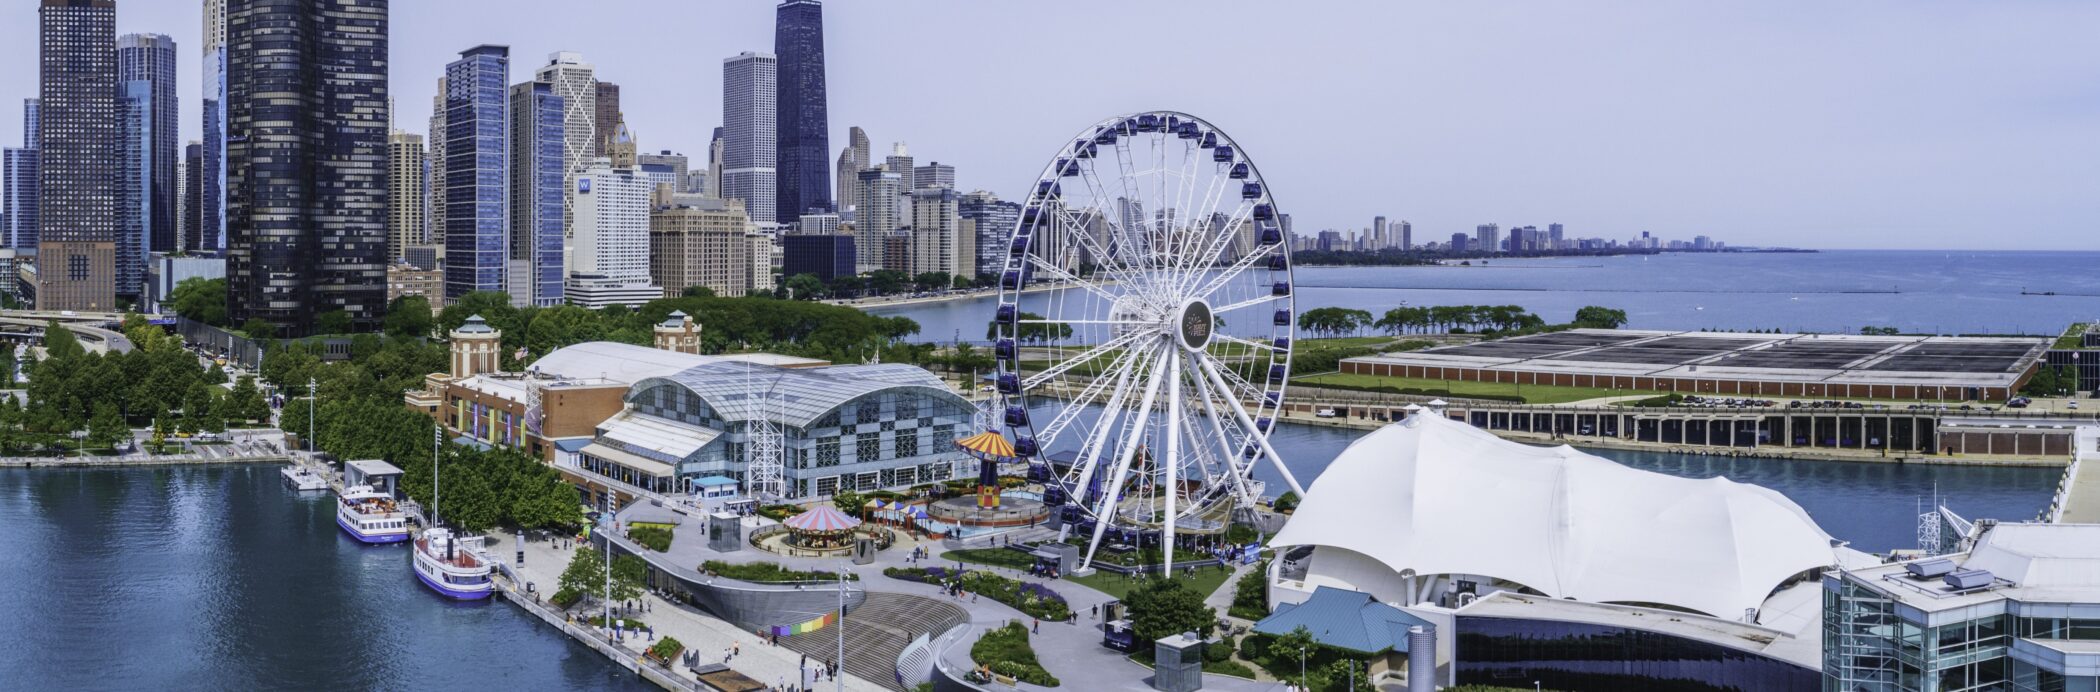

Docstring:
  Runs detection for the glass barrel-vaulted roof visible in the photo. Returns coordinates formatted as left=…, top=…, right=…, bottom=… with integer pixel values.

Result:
left=630, top=361, right=969, bottom=428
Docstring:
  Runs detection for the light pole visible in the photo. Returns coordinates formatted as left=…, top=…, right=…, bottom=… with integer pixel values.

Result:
left=306, top=376, right=317, bottom=456
left=1298, top=646, right=1308, bottom=691
left=602, top=480, right=613, bottom=638
left=835, top=563, right=850, bottom=692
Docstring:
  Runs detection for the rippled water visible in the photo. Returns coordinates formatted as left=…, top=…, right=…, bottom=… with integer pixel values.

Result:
left=0, top=465, right=648, bottom=691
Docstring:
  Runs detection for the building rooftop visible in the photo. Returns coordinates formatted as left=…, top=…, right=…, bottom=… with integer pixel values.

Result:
left=1837, top=523, right=2100, bottom=613
left=640, top=360, right=964, bottom=428
left=1252, top=586, right=1432, bottom=655
left=1347, top=328, right=2050, bottom=389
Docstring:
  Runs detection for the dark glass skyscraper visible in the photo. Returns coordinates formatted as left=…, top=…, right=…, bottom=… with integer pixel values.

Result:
left=226, top=0, right=390, bottom=336
left=2, top=99, right=38, bottom=251
left=774, top=0, right=831, bottom=223
left=37, top=0, right=118, bottom=311
left=181, top=141, right=202, bottom=252
left=117, top=33, right=177, bottom=258
left=509, top=80, right=564, bottom=307
left=443, top=45, right=510, bottom=301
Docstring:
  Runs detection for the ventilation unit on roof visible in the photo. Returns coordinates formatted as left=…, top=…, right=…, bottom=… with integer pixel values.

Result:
left=1945, top=569, right=1994, bottom=591
left=1905, top=558, right=1957, bottom=580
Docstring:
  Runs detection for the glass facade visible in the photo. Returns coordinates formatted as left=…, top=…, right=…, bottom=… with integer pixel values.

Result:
left=1824, top=574, right=2100, bottom=692
left=510, top=80, right=565, bottom=307
left=623, top=380, right=971, bottom=496
left=445, top=45, right=510, bottom=300
left=1455, top=616, right=1820, bottom=691
left=773, top=0, right=830, bottom=222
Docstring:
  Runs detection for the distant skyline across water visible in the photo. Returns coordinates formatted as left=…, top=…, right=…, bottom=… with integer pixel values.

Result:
left=0, top=2, right=2092, bottom=249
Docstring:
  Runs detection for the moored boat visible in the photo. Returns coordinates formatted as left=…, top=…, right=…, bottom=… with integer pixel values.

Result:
left=335, top=485, right=410, bottom=544
left=411, top=527, right=493, bottom=600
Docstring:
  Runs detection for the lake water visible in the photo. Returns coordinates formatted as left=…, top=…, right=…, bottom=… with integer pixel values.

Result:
left=875, top=250, right=2100, bottom=342
left=0, top=465, right=649, bottom=691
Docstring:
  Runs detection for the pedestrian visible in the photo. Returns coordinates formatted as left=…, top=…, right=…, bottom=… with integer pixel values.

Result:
left=1032, top=618, right=1039, bottom=634
left=733, top=642, right=740, bottom=657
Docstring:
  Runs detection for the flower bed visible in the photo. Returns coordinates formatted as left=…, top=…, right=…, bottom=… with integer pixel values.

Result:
left=882, top=566, right=960, bottom=584
left=702, top=560, right=858, bottom=583
left=627, top=525, right=673, bottom=552
left=970, top=622, right=1059, bottom=687
left=885, top=567, right=1071, bottom=621
left=647, top=636, right=684, bottom=664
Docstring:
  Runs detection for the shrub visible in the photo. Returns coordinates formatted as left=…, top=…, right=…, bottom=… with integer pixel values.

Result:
left=971, top=622, right=1058, bottom=687
left=648, top=636, right=684, bottom=662
left=703, top=560, right=857, bottom=583
left=1203, top=638, right=1235, bottom=663
left=1205, top=659, right=1257, bottom=679
left=1229, top=560, right=1272, bottom=620
left=627, top=525, right=674, bottom=552
left=1273, top=492, right=1300, bottom=513
left=550, top=588, right=582, bottom=608
left=959, top=571, right=1073, bottom=621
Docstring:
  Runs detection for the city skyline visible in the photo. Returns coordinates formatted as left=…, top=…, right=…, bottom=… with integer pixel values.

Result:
left=0, top=1, right=2096, bottom=253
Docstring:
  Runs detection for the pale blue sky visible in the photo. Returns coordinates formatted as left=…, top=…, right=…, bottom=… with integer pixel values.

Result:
left=1, top=1, right=2095, bottom=249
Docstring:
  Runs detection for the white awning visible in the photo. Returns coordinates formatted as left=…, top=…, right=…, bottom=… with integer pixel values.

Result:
left=579, top=442, right=676, bottom=479
left=598, top=411, right=720, bottom=461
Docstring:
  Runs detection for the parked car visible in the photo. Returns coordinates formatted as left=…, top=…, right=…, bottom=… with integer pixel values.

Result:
left=1315, top=409, right=1338, bottom=418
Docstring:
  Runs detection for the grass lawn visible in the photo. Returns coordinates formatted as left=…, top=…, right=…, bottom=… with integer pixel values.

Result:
left=942, top=548, right=1036, bottom=571
left=1068, top=564, right=1235, bottom=602
left=1295, top=372, right=1661, bottom=405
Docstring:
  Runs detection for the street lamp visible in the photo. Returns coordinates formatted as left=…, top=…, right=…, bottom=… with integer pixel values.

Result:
left=1298, top=646, right=1308, bottom=690
left=306, top=376, right=317, bottom=455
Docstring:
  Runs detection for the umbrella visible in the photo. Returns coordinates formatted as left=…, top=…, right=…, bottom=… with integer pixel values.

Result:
left=955, top=431, right=1018, bottom=461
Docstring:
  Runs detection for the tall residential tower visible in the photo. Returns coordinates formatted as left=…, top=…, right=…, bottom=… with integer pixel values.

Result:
left=722, top=52, right=778, bottom=225
left=37, top=0, right=119, bottom=311
left=774, top=0, right=831, bottom=222
left=442, top=45, right=511, bottom=301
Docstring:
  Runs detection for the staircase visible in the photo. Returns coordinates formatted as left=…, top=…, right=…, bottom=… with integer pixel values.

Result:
left=778, top=592, right=968, bottom=691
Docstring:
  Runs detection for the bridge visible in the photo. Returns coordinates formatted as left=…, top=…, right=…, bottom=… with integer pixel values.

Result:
left=0, top=309, right=151, bottom=354
left=2046, top=427, right=2100, bottom=523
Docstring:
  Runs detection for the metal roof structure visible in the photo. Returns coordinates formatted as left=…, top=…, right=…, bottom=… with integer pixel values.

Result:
left=598, top=410, right=721, bottom=461
left=634, top=360, right=968, bottom=429
left=1251, top=586, right=1432, bottom=654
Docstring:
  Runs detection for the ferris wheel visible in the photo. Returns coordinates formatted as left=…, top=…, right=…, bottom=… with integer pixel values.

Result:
left=988, top=111, right=1304, bottom=573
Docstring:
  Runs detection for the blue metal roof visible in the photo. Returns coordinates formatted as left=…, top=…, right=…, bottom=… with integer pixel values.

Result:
left=692, top=475, right=739, bottom=487
left=552, top=438, right=594, bottom=453
left=1251, top=586, right=1432, bottom=655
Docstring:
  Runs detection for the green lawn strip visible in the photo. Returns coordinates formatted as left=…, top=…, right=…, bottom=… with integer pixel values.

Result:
left=941, top=548, right=1036, bottom=571
left=1067, top=564, right=1234, bottom=602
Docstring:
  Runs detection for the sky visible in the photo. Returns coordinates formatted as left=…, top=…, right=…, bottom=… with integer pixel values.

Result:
left=0, top=0, right=2095, bottom=250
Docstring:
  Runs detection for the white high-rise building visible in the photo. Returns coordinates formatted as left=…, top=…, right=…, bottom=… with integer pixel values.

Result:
left=834, top=125, right=868, bottom=215
left=427, top=77, right=447, bottom=251
left=884, top=142, right=914, bottom=197
left=567, top=158, right=659, bottom=308
left=534, top=52, right=596, bottom=230
left=721, top=52, right=777, bottom=224
left=387, top=132, right=425, bottom=262
left=911, top=187, right=961, bottom=276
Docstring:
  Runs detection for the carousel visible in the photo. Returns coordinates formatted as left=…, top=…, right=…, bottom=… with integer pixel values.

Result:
left=779, top=505, right=864, bottom=551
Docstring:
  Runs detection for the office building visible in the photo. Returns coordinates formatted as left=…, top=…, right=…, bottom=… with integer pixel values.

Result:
left=775, top=0, right=831, bottom=222
left=36, top=0, right=119, bottom=311
left=682, top=170, right=707, bottom=196
left=442, top=45, right=510, bottom=300
left=706, top=126, right=724, bottom=200
left=722, top=52, right=778, bottom=225
left=116, top=79, right=154, bottom=299
left=118, top=33, right=177, bottom=261
left=509, top=80, right=565, bottom=307
left=3, top=99, right=38, bottom=251
left=910, top=187, right=960, bottom=277
left=797, top=212, right=840, bottom=236
left=532, top=53, right=595, bottom=212
left=1548, top=222, right=1564, bottom=249
left=180, top=141, right=201, bottom=252
left=1372, top=216, right=1386, bottom=251
left=144, top=254, right=223, bottom=314
left=1474, top=224, right=1500, bottom=254
left=224, top=0, right=389, bottom=335
left=1825, top=521, right=2100, bottom=692
left=913, top=162, right=955, bottom=190
left=387, top=262, right=442, bottom=309
left=638, top=149, right=686, bottom=197
left=959, top=190, right=1017, bottom=281
left=650, top=198, right=755, bottom=298
left=884, top=143, right=915, bottom=194
left=567, top=157, right=658, bottom=308
left=201, top=0, right=225, bottom=253
left=387, top=133, right=425, bottom=263
left=1398, top=219, right=1412, bottom=250
left=592, top=80, right=620, bottom=157
left=781, top=234, right=855, bottom=284
left=854, top=167, right=902, bottom=272
left=835, top=125, right=868, bottom=215
left=1450, top=233, right=1468, bottom=253
left=426, top=77, right=446, bottom=252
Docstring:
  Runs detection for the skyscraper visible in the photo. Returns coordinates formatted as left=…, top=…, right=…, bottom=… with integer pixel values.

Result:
left=37, top=0, right=119, bottom=311
left=201, top=0, right=225, bottom=253
left=508, top=80, right=564, bottom=307
left=854, top=167, right=901, bottom=272
left=426, top=77, right=446, bottom=251
left=706, top=126, right=724, bottom=199
left=534, top=52, right=595, bottom=231
left=1372, top=216, right=1387, bottom=251
left=885, top=143, right=915, bottom=193
left=568, top=152, right=659, bottom=309
left=387, top=132, right=425, bottom=263
left=181, top=141, right=201, bottom=252
left=913, top=162, right=955, bottom=190
left=959, top=190, right=1018, bottom=281
left=225, top=0, right=390, bottom=334
left=592, top=80, right=620, bottom=157
left=910, top=186, right=960, bottom=276
left=834, top=125, right=868, bottom=216
left=117, top=33, right=177, bottom=258
left=1475, top=223, right=1501, bottom=253
left=443, top=45, right=511, bottom=301
left=774, top=0, right=831, bottom=222
left=1398, top=220, right=1412, bottom=250
left=722, top=52, right=778, bottom=225
left=117, top=79, right=153, bottom=299
left=650, top=198, right=755, bottom=298
left=3, top=99, right=39, bottom=251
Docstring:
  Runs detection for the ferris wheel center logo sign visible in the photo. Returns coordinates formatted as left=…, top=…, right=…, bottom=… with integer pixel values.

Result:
left=1178, top=300, right=1214, bottom=351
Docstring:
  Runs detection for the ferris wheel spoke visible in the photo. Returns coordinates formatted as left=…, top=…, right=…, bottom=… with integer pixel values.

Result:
left=1195, top=356, right=1304, bottom=496
left=1187, top=351, right=1258, bottom=506
left=1052, top=203, right=1147, bottom=289
left=1212, top=334, right=1280, bottom=352
left=1078, top=346, right=1171, bottom=571
left=1025, top=255, right=1123, bottom=305
left=1175, top=200, right=1257, bottom=296
left=1021, top=329, right=1150, bottom=391
left=1036, top=345, right=1145, bottom=443
left=1210, top=293, right=1280, bottom=318
left=1162, top=354, right=1182, bottom=572
left=1193, top=239, right=1280, bottom=301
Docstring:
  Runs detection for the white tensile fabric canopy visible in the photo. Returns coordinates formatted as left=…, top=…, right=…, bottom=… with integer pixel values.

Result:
left=1269, top=413, right=1838, bottom=618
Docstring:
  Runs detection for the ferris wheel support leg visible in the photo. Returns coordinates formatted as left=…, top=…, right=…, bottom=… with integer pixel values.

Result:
left=1188, top=352, right=1256, bottom=506
left=1197, top=357, right=1306, bottom=498
left=1055, top=348, right=1149, bottom=543
left=1163, top=356, right=1182, bottom=576
left=1078, top=350, right=1169, bottom=573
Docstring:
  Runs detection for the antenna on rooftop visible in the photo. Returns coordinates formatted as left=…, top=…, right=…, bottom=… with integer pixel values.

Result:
left=743, top=360, right=785, bottom=500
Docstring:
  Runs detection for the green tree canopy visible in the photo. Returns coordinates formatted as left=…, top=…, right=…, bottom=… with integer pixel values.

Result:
left=168, top=277, right=230, bottom=326
left=783, top=273, right=825, bottom=300
left=1573, top=306, right=1630, bottom=330
left=680, top=285, right=716, bottom=298
left=382, top=295, right=435, bottom=339
left=241, top=318, right=277, bottom=341
left=314, top=310, right=354, bottom=335
left=1124, top=577, right=1216, bottom=646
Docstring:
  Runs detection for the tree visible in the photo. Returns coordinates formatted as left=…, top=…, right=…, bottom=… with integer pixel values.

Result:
left=865, top=269, right=912, bottom=295
left=611, top=554, right=647, bottom=603
left=556, top=545, right=607, bottom=607
left=436, top=291, right=522, bottom=336
left=167, top=277, right=230, bottom=326
left=834, top=489, right=865, bottom=516
left=381, top=296, right=434, bottom=339
left=1298, top=308, right=1372, bottom=338
left=912, top=272, right=951, bottom=293
left=1124, top=577, right=1215, bottom=646
left=951, top=274, right=975, bottom=290
left=1573, top=306, right=1629, bottom=330
left=524, top=305, right=608, bottom=358
left=783, top=273, right=825, bottom=300
left=87, top=402, right=128, bottom=451
left=2024, top=365, right=2075, bottom=397
left=314, top=310, right=354, bottom=335
left=43, top=321, right=84, bottom=360
left=1273, top=491, right=1300, bottom=513
left=680, top=285, right=716, bottom=299
left=241, top=318, right=277, bottom=341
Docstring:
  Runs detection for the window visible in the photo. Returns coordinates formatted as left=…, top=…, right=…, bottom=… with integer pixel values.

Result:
left=895, top=395, right=918, bottom=419
left=856, top=432, right=880, bottom=462
left=896, top=429, right=919, bottom=458
left=857, top=399, right=882, bottom=425
left=815, top=438, right=839, bottom=467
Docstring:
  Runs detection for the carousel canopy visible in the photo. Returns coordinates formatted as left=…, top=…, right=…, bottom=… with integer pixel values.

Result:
left=956, top=431, right=1017, bottom=460
left=784, top=505, right=863, bottom=532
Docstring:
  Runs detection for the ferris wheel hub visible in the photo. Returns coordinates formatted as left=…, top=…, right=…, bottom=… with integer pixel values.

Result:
left=1174, top=299, right=1215, bottom=352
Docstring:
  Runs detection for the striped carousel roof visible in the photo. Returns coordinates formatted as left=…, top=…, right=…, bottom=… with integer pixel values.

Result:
left=955, top=431, right=1017, bottom=460
left=783, top=505, right=862, bottom=532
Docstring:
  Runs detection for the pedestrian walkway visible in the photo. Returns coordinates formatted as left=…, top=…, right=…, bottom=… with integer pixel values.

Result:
left=497, top=529, right=892, bottom=692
